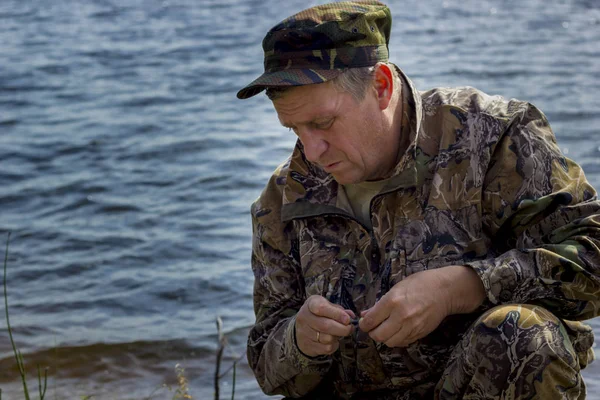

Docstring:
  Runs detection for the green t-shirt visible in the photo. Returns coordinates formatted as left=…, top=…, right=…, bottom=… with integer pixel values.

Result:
left=339, top=178, right=392, bottom=229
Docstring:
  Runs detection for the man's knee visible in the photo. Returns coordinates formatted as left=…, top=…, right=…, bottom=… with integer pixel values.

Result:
left=437, top=304, right=585, bottom=399
left=473, top=304, right=582, bottom=397
left=477, top=304, right=577, bottom=361
left=477, top=303, right=561, bottom=332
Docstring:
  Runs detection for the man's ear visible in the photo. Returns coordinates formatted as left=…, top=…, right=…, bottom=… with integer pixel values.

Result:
left=373, top=63, right=394, bottom=110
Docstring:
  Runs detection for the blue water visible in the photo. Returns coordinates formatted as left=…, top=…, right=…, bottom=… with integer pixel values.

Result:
left=0, top=0, right=598, bottom=398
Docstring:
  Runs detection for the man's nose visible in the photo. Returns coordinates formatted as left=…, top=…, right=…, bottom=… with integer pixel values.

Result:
left=299, top=129, right=328, bottom=163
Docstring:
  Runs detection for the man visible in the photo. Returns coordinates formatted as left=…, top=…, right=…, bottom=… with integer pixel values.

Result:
left=237, top=1, right=600, bottom=398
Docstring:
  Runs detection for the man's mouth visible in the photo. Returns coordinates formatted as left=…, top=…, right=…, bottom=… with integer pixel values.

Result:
left=324, top=162, right=340, bottom=171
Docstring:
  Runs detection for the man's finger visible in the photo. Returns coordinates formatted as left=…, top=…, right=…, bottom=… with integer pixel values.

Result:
left=310, top=315, right=354, bottom=338
left=368, top=317, right=404, bottom=344
left=311, top=340, right=339, bottom=355
left=313, top=332, right=339, bottom=345
left=358, top=299, right=391, bottom=333
left=383, top=323, right=413, bottom=348
left=296, top=324, right=341, bottom=357
left=307, top=296, right=351, bottom=325
left=330, top=303, right=354, bottom=317
left=330, top=303, right=357, bottom=320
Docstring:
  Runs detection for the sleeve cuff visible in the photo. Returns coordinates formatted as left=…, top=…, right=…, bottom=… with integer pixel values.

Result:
left=465, top=255, right=522, bottom=305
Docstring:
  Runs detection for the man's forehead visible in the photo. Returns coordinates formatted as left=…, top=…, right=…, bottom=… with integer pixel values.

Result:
left=273, top=97, right=339, bottom=128
left=277, top=113, right=335, bottom=128
left=273, top=84, right=341, bottom=126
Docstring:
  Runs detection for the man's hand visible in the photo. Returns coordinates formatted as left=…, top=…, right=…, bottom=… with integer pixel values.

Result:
left=295, top=295, right=355, bottom=357
left=359, top=266, right=486, bottom=348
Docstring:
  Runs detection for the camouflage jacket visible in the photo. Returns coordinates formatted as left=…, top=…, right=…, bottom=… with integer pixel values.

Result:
left=248, top=69, right=600, bottom=398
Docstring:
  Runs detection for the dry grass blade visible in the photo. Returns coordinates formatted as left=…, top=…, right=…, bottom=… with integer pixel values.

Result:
left=214, top=316, right=226, bottom=400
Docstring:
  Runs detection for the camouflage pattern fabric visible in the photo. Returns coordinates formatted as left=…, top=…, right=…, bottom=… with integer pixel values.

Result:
left=284, top=305, right=590, bottom=399
left=435, top=304, right=589, bottom=400
left=248, top=67, right=600, bottom=398
left=237, top=1, right=391, bottom=99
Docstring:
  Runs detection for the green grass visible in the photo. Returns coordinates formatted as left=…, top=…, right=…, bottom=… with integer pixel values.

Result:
left=3, top=232, right=48, bottom=400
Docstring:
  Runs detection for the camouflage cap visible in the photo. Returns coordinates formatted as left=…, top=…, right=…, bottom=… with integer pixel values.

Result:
left=236, top=1, right=392, bottom=99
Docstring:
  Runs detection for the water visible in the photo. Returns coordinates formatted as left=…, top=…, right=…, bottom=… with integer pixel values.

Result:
left=0, top=0, right=598, bottom=398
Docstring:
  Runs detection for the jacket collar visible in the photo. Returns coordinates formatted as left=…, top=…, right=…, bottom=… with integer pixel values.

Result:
left=281, top=66, right=424, bottom=223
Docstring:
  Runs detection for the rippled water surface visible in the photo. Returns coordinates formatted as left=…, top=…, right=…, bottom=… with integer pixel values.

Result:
left=1, top=0, right=599, bottom=398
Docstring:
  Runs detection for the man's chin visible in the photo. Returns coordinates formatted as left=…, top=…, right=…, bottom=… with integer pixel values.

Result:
left=331, top=173, right=362, bottom=185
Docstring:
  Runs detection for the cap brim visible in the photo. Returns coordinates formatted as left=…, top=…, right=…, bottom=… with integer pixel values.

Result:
left=237, top=69, right=344, bottom=99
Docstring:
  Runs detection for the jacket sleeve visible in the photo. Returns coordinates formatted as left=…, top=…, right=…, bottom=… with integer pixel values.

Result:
left=466, top=101, right=600, bottom=320
left=247, top=176, right=333, bottom=397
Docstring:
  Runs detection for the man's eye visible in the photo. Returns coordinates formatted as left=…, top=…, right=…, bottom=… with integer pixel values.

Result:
left=315, top=119, right=334, bottom=130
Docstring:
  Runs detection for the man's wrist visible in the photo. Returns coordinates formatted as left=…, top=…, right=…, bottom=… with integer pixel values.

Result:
left=444, top=265, right=486, bottom=315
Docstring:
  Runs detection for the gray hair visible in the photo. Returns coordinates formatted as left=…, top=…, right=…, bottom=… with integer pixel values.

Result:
left=265, top=63, right=399, bottom=102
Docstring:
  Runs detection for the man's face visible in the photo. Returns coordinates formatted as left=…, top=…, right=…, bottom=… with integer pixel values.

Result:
left=273, top=80, right=397, bottom=185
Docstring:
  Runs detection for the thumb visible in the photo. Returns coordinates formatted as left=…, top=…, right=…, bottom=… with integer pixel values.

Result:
left=359, top=304, right=388, bottom=333
left=329, top=303, right=353, bottom=324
